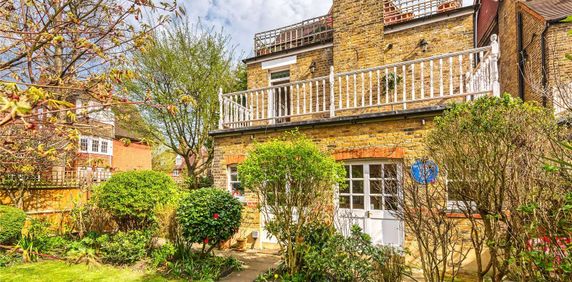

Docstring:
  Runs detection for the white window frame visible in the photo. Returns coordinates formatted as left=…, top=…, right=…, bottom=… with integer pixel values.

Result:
left=445, top=177, right=477, bottom=212
left=78, top=136, right=113, bottom=156
left=227, top=165, right=245, bottom=202
left=338, top=161, right=402, bottom=211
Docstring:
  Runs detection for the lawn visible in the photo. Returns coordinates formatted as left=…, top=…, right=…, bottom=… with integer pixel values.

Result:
left=0, top=260, right=182, bottom=282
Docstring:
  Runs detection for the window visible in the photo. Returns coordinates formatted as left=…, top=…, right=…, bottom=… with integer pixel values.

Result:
left=270, top=70, right=291, bottom=122
left=228, top=166, right=245, bottom=201
left=446, top=178, right=476, bottom=212
left=80, top=137, right=89, bottom=152
left=91, top=139, right=100, bottom=152
left=101, top=140, right=109, bottom=154
left=78, top=136, right=112, bottom=155
left=172, top=169, right=180, bottom=177
left=340, top=163, right=400, bottom=211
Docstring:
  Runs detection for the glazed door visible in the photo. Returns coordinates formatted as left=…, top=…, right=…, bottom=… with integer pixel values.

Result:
left=336, top=162, right=404, bottom=247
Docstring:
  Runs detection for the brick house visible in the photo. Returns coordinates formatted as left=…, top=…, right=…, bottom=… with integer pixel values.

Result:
left=209, top=0, right=569, bottom=265
left=476, top=0, right=572, bottom=110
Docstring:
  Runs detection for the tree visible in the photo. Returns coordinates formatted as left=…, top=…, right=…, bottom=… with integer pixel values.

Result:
left=0, top=0, right=180, bottom=205
left=124, top=20, right=235, bottom=188
left=396, top=167, right=470, bottom=282
left=427, top=95, right=562, bottom=281
left=238, top=132, right=345, bottom=275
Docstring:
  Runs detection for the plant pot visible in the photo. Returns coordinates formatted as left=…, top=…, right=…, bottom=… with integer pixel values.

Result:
left=236, top=238, right=247, bottom=251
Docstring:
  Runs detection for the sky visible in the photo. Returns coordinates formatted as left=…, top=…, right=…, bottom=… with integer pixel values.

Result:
left=180, top=0, right=475, bottom=60
left=181, top=0, right=332, bottom=59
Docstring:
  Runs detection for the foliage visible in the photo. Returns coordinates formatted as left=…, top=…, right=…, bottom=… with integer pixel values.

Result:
left=302, top=225, right=403, bottom=282
left=0, top=251, right=20, bottom=268
left=381, top=72, right=402, bottom=92
left=70, top=201, right=115, bottom=238
left=95, top=170, right=179, bottom=231
left=428, top=94, right=562, bottom=281
left=166, top=252, right=242, bottom=281
left=124, top=19, right=235, bottom=188
left=0, top=205, right=25, bottom=244
left=100, top=230, right=150, bottom=265
left=151, top=242, right=176, bottom=268
left=66, top=232, right=109, bottom=265
left=176, top=188, right=242, bottom=255
left=238, top=131, right=345, bottom=274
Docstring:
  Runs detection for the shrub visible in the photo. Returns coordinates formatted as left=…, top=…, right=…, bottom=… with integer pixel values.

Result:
left=167, top=252, right=242, bottom=280
left=177, top=188, right=242, bottom=254
left=0, top=205, right=26, bottom=244
left=302, top=225, right=404, bottom=281
left=100, top=230, right=150, bottom=265
left=238, top=132, right=345, bottom=274
left=151, top=242, right=176, bottom=268
left=95, top=170, right=179, bottom=230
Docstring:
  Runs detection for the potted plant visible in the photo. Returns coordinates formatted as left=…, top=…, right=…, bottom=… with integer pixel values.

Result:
left=235, top=229, right=248, bottom=251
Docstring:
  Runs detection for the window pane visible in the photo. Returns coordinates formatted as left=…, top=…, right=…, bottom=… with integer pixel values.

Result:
left=230, top=173, right=238, bottom=182
left=371, top=180, right=383, bottom=194
left=352, top=196, right=364, bottom=209
left=80, top=138, right=88, bottom=151
left=371, top=196, right=383, bottom=210
left=230, top=166, right=238, bottom=173
left=231, top=182, right=243, bottom=196
left=101, top=141, right=108, bottom=153
left=92, top=140, right=99, bottom=152
left=352, top=180, right=364, bottom=194
left=385, top=180, right=399, bottom=195
left=370, top=164, right=382, bottom=178
left=384, top=196, right=398, bottom=210
left=344, top=165, right=350, bottom=178
left=270, top=70, right=290, bottom=80
left=352, top=165, right=364, bottom=178
left=384, top=164, right=397, bottom=178
left=339, top=196, right=350, bottom=209
left=340, top=180, right=350, bottom=194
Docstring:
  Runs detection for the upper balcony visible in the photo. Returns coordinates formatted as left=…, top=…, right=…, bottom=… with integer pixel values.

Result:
left=252, top=0, right=466, bottom=57
left=217, top=36, right=500, bottom=132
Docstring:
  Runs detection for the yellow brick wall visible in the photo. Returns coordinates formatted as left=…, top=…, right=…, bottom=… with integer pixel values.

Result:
left=520, top=10, right=545, bottom=104
left=498, top=0, right=519, bottom=97
left=546, top=22, right=572, bottom=108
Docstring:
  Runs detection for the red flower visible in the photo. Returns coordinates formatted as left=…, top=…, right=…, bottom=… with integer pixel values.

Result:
left=204, top=238, right=209, bottom=244
left=213, top=213, right=220, bottom=219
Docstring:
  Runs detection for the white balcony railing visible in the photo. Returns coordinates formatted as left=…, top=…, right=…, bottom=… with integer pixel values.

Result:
left=220, top=35, right=500, bottom=130
left=384, top=0, right=465, bottom=25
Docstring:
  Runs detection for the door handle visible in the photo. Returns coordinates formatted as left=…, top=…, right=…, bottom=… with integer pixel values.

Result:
left=366, top=211, right=371, bottom=218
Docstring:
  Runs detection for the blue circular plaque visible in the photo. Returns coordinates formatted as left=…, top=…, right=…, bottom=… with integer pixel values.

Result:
left=411, top=159, right=439, bottom=184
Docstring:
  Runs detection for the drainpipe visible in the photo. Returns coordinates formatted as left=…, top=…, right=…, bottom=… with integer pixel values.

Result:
left=541, top=22, right=549, bottom=106
left=517, top=12, right=525, bottom=100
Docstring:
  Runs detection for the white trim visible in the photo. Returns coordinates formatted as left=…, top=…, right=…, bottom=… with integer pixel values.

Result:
left=78, top=135, right=113, bottom=156
left=245, top=43, right=332, bottom=65
left=384, top=8, right=474, bottom=34
left=261, top=55, right=297, bottom=70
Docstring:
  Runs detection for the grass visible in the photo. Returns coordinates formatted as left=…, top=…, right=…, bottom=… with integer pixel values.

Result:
left=0, top=260, right=182, bottom=282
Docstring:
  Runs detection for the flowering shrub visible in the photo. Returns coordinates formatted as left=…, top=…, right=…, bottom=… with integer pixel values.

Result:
left=177, top=188, right=242, bottom=254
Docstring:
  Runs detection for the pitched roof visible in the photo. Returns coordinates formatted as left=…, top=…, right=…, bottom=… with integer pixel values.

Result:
left=523, top=0, right=572, bottom=22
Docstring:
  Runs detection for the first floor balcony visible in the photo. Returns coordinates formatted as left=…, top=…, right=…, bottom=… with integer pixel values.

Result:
left=220, top=36, right=500, bottom=131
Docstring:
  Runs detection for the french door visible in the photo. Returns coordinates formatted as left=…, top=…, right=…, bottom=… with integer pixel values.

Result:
left=336, top=161, right=404, bottom=247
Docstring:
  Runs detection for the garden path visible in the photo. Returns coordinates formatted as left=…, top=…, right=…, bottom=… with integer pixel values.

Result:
left=218, top=249, right=281, bottom=282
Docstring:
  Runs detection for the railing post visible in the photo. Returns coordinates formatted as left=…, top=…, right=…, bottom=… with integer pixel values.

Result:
left=490, top=34, right=501, bottom=97
left=329, top=66, right=335, bottom=118
left=218, top=88, right=223, bottom=129
left=268, top=89, right=275, bottom=125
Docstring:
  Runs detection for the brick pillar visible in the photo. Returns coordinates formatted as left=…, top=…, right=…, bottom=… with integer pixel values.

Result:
left=332, top=0, right=385, bottom=72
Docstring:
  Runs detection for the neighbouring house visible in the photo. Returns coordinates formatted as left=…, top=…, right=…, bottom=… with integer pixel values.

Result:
left=476, top=0, right=572, bottom=112
left=75, top=99, right=152, bottom=180
left=209, top=0, right=571, bottom=270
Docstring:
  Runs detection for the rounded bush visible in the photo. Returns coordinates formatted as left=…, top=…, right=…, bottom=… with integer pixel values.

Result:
left=95, top=170, right=178, bottom=230
left=0, top=205, right=26, bottom=244
left=177, top=188, right=242, bottom=252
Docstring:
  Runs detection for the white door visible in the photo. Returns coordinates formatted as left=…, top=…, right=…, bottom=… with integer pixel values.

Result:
left=336, top=162, right=404, bottom=247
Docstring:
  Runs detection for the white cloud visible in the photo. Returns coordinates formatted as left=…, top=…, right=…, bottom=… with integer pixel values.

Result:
left=181, top=0, right=332, bottom=59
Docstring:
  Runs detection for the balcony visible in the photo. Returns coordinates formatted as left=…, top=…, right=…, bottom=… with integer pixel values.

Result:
left=384, top=0, right=463, bottom=25
left=254, top=14, right=333, bottom=57
left=219, top=36, right=500, bottom=131
left=252, top=1, right=466, bottom=57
